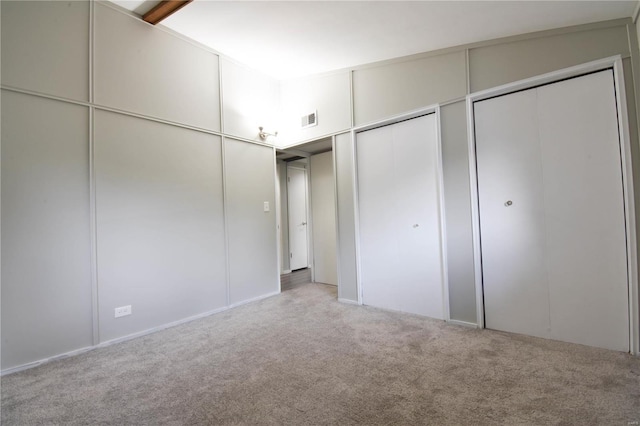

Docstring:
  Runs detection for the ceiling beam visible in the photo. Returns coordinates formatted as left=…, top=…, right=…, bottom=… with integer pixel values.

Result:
left=142, top=1, right=193, bottom=25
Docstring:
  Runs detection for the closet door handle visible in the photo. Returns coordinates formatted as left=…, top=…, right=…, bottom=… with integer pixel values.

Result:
left=504, top=200, right=513, bottom=207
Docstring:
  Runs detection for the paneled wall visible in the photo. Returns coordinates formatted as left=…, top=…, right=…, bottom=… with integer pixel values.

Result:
left=1, top=1, right=89, bottom=101
left=468, top=25, right=629, bottom=92
left=94, top=111, right=227, bottom=342
left=310, top=151, right=338, bottom=286
left=224, top=139, right=279, bottom=304
left=334, top=132, right=359, bottom=303
left=279, top=72, right=351, bottom=146
left=277, top=162, right=290, bottom=272
left=1, top=1, right=279, bottom=371
left=1, top=91, right=93, bottom=369
left=221, top=58, right=280, bottom=141
left=353, top=51, right=467, bottom=125
left=439, top=102, right=475, bottom=323
left=94, top=3, right=221, bottom=131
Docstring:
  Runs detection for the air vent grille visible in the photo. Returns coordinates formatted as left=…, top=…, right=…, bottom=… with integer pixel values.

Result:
left=301, top=111, right=318, bottom=128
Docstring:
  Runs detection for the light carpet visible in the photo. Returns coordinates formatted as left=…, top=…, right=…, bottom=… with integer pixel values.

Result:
left=2, top=283, right=640, bottom=425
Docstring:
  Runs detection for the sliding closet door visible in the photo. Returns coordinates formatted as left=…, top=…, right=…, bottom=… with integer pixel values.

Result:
left=357, top=113, right=445, bottom=319
left=475, top=70, right=629, bottom=351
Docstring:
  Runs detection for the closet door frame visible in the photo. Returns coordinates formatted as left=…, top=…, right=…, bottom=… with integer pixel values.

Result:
left=466, top=55, right=639, bottom=355
left=351, top=105, right=450, bottom=320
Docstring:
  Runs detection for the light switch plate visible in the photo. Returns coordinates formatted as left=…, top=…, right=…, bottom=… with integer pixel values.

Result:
left=264, top=201, right=270, bottom=212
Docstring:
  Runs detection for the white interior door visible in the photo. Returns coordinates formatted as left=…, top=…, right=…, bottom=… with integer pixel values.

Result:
left=288, top=167, right=309, bottom=270
left=475, top=70, right=629, bottom=351
left=357, top=113, right=445, bottom=319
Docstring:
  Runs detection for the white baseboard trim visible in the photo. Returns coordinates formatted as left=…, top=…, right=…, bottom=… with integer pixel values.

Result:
left=97, top=305, right=230, bottom=349
left=1, top=291, right=282, bottom=376
left=338, top=297, right=360, bottom=305
left=228, top=290, right=281, bottom=309
left=313, top=281, right=337, bottom=286
left=282, top=269, right=292, bottom=274
left=447, top=319, right=479, bottom=328
left=0, top=345, right=96, bottom=376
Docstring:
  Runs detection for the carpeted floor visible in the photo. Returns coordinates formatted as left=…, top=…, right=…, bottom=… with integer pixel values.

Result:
left=2, top=283, right=640, bottom=425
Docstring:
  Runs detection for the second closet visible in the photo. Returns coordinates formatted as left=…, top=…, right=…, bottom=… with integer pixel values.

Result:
left=356, top=112, right=447, bottom=319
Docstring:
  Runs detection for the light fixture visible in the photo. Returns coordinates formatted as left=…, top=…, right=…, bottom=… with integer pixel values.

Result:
left=258, top=127, right=278, bottom=141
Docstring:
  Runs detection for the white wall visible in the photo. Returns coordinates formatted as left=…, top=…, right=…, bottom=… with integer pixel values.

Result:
left=440, top=102, right=476, bottom=323
left=334, top=132, right=359, bottom=302
left=0, top=1, right=280, bottom=372
left=1, top=91, right=93, bottom=368
left=310, top=151, right=337, bottom=285
left=94, top=111, right=227, bottom=342
left=1, top=1, right=89, bottom=101
left=94, top=2, right=220, bottom=131
left=225, top=139, right=279, bottom=304
left=221, top=58, right=280, bottom=142
left=353, top=51, right=466, bottom=125
left=468, top=25, right=628, bottom=92
left=279, top=72, right=351, bottom=146
left=277, top=162, right=290, bottom=272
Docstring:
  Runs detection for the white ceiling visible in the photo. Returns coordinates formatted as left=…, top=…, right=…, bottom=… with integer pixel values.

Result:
left=113, top=0, right=639, bottom=80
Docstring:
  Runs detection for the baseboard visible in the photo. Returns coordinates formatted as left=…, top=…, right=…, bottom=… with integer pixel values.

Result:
left=1, top=345, right=96, bottom=376
left=2, top=292, right=281, bottom=376
left=313, top=281, right=337, bottom=287
left=338, top=298, right=360, bottom=305
left=228, top=290, right=280, bottom=309
left=447, top=319, right=479, bottom=328
left=98, top=305, right=230, bottom=348
left=281, top=269, right=292, bottom=274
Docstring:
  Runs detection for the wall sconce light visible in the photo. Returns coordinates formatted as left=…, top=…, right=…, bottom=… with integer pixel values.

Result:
left=259, top=127, right=278, bottom=141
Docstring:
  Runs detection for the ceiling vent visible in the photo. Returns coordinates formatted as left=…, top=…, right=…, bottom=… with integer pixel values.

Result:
left=301, top=111, right=318, bottom=129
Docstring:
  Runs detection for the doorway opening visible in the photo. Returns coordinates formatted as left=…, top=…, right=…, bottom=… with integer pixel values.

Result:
left=276, top=137, right=337, bottom=293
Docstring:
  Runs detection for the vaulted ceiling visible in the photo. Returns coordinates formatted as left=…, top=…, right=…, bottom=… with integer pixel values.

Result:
left=113, top=1, right=639, bottom=80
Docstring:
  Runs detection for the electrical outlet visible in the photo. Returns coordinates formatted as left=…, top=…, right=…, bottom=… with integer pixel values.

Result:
left=114, top=305, right=132, bottom=318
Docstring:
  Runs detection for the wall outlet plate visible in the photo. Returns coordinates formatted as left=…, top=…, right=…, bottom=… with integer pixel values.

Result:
left=115, top=305, right=132, bottom=318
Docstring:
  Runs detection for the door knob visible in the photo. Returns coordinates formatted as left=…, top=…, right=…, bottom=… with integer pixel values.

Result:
left=504, top=200, right=513, bottom=207
left=301, top=222, right=307, bottom=226
left=413, top=224, right=419, bottom=228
